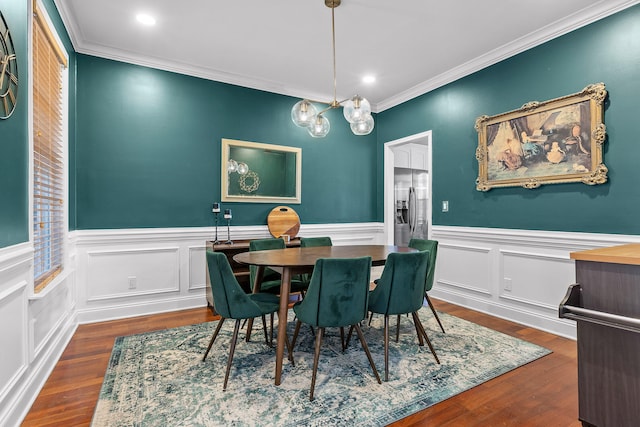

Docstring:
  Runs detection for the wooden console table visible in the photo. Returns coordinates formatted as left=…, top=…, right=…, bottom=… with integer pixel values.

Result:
left=560, top=244, right=640, bottom=427
left=205, top=239, right=300, bottom=309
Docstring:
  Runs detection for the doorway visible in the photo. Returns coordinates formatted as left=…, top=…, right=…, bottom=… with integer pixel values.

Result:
left=383, top=131, right=432, bottom=245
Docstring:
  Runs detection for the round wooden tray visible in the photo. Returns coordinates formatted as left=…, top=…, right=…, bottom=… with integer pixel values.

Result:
left=267, top=206, right=300, bottom=239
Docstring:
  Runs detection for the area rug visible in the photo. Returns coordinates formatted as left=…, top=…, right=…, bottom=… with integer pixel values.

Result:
left=92, top=308, right=550, bottom=426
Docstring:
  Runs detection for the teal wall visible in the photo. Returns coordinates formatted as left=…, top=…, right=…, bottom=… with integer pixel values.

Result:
left=4, top=3, right=640, bottom=246
left=0, top=0, right=75, bottom=249
left=0, top=0, right=28, bottom=247
left=75, top=55, right=378, bottom=228
left=377, top=4, right=640, bottom=234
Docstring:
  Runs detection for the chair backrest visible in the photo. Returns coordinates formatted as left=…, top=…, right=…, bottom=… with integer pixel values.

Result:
left=250, top=237, right=286, bottom=251
left=249, top=238, right=286, bottom=291
left=368, top=251, right=430, bottom=316
left=294, top=257, right=371, bottom=327
left=300, top=236, right=333, bottom=247
left=206, top=251, right=262, bottom=320
left=408, top=238, right=438, bottom=292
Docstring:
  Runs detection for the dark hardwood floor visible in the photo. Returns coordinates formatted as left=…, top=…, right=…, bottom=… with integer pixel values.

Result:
left=22, top=299, right=580, bottom=426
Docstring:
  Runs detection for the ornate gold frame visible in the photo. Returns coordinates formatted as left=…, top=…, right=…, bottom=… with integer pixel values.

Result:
left=475, top=83, right=607, bottom=191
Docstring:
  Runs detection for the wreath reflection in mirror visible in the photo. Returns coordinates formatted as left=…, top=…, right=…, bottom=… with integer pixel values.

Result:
left=228, top=159, right=260, bottom=193
left=239, top=170, right=260, bottom=193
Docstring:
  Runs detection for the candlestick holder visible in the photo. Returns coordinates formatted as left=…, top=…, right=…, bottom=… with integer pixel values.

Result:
left=212, top=203, right=222, bottom=244
left=224, top=209, right=233, bottom=245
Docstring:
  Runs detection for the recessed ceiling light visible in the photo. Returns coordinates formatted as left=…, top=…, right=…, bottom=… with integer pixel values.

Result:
left=362, top=75, right=376, bottom=84
left=136, top=13, right=156, bottom=26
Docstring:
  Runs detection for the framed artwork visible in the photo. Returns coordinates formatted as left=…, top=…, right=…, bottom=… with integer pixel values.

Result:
left=475, top=83, right=607, bottom=191
left=221, top=139, right=302, bottom=203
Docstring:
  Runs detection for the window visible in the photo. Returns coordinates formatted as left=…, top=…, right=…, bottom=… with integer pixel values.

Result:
left=32, top=1, right=67, bottom=292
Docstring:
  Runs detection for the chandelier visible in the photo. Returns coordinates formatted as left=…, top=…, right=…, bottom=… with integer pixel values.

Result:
left=291, top=0, right=374, bottom=138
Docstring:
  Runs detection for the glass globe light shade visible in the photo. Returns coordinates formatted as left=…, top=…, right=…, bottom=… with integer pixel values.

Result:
left=227, top=159, right=238, bottom=173
left=342, top=95, right=371, bottom=124
left=237, top=162, right=249, bottom=175
left=350, top=114, right=375, bottom=136
left=291, top=100, right=318, bottom=128
left=307, top=114, right=330, bottom=138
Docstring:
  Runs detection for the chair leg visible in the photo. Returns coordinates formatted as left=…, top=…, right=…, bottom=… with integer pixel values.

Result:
left=426, top=293, right=445, bottom=333
left=353, top=323, right=382, bottom=384
left=395, top=314, right=401, bottom=343
left=203, top=317, right=226, bottom=361
left=261, top=315, right=270, bottom=346
left=383, top=315, right=390, bottom=381
left=412, top=311, right=440, bottom=364
left=340, top=326, right=346, bottom=351
left=245, top=318, right=254, bottom=342
left=272, top=312, right=294, bottom=366
left=345, top=325, right=354, bottom=348
left=309, top=327, right=325, bottom=401
left=223, top=319, right=242, bottom=391
left=289, top=319, right=302, bottom=364
left=412, top=315, right=425, bottom=347
left=270, top=312, right=275, bottom=344
left=368, top=311, right=374, bottom=326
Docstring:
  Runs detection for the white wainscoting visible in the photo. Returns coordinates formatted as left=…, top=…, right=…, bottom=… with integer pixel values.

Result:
left=430, top=226, right=640, bottom=339
left=74, top=223, right=386, bottom=324
left=0, top=241, right=77, bottom=427
left=6, top=223, right=638, bottom=425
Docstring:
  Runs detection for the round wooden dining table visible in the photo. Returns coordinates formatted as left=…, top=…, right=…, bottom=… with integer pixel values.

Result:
left=233, top=244, right=416, bottom=386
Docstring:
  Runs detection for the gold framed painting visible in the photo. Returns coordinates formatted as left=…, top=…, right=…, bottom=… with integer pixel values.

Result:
left=475, top=83, right=608, bottom=191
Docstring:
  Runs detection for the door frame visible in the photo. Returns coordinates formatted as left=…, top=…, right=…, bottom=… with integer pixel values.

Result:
left=383, top=130, right=433, bottom=245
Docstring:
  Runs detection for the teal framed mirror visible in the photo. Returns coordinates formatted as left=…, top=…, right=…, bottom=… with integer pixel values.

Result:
left=221, top=138, right=302, bottom=204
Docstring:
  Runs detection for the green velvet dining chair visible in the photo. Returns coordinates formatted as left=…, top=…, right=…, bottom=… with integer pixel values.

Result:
left=203, top=251, right=282, bottom=391
left=288, top=256, right=382, bottom=400
left=300, top=236, right=333, bottom=247
left=299, top=236, right=333, bottom=287
left=249, top=238, right=308, bottom=343
left=408, top=238, right=445, bottom=333
left=248, top=238, right=307, bottom=295
left=367, top=250, right=440, bottom=381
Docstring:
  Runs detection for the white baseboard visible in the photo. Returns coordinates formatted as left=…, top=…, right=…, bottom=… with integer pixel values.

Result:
left=76, top=295, right=207, bottom=324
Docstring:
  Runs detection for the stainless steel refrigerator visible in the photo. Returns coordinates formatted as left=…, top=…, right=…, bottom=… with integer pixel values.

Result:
left=394, top=167, right=428, bottom=246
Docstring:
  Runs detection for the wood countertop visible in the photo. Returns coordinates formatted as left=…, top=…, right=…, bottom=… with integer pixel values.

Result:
left=570, top=243, right=640, bottom=265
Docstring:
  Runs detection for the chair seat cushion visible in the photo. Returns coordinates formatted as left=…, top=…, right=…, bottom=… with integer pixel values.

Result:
left=258, top=279, right=307, bottom=295
left=247, top=293, right=280, bottom=313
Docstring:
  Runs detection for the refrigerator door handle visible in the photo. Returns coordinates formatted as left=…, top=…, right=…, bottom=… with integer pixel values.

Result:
left=409, top=187, right=416, bottom=235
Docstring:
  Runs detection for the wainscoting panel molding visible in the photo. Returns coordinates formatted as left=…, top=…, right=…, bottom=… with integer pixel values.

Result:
left=437, top=243, right=493, bottom=296
left=74, top=223, right=385, bottom=324
left=0, top=241, right=77, bottom=427
left=188, top=245, right=207, bottom=291
left=431, top=226, right=640, bottom=339
left=0, top=243, right=30, bottom=426
left=86, top=247, right=180, bottom=301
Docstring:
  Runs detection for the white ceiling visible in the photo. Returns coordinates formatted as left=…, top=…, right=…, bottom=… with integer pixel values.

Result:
left=54, top=0, right=639, bottom=112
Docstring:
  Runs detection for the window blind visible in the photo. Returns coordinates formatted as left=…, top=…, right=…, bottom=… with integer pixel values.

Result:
left=33, top=3, right=66, bottom=292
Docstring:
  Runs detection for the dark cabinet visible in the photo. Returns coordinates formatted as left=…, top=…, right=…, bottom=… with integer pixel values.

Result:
left=560, top=244, right=640, bottom=427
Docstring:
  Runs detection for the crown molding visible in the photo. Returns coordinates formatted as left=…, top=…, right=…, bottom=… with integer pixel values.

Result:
left=55, top=0, right=639, bottom=114
left=375, top=0, right=640, bottom=112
